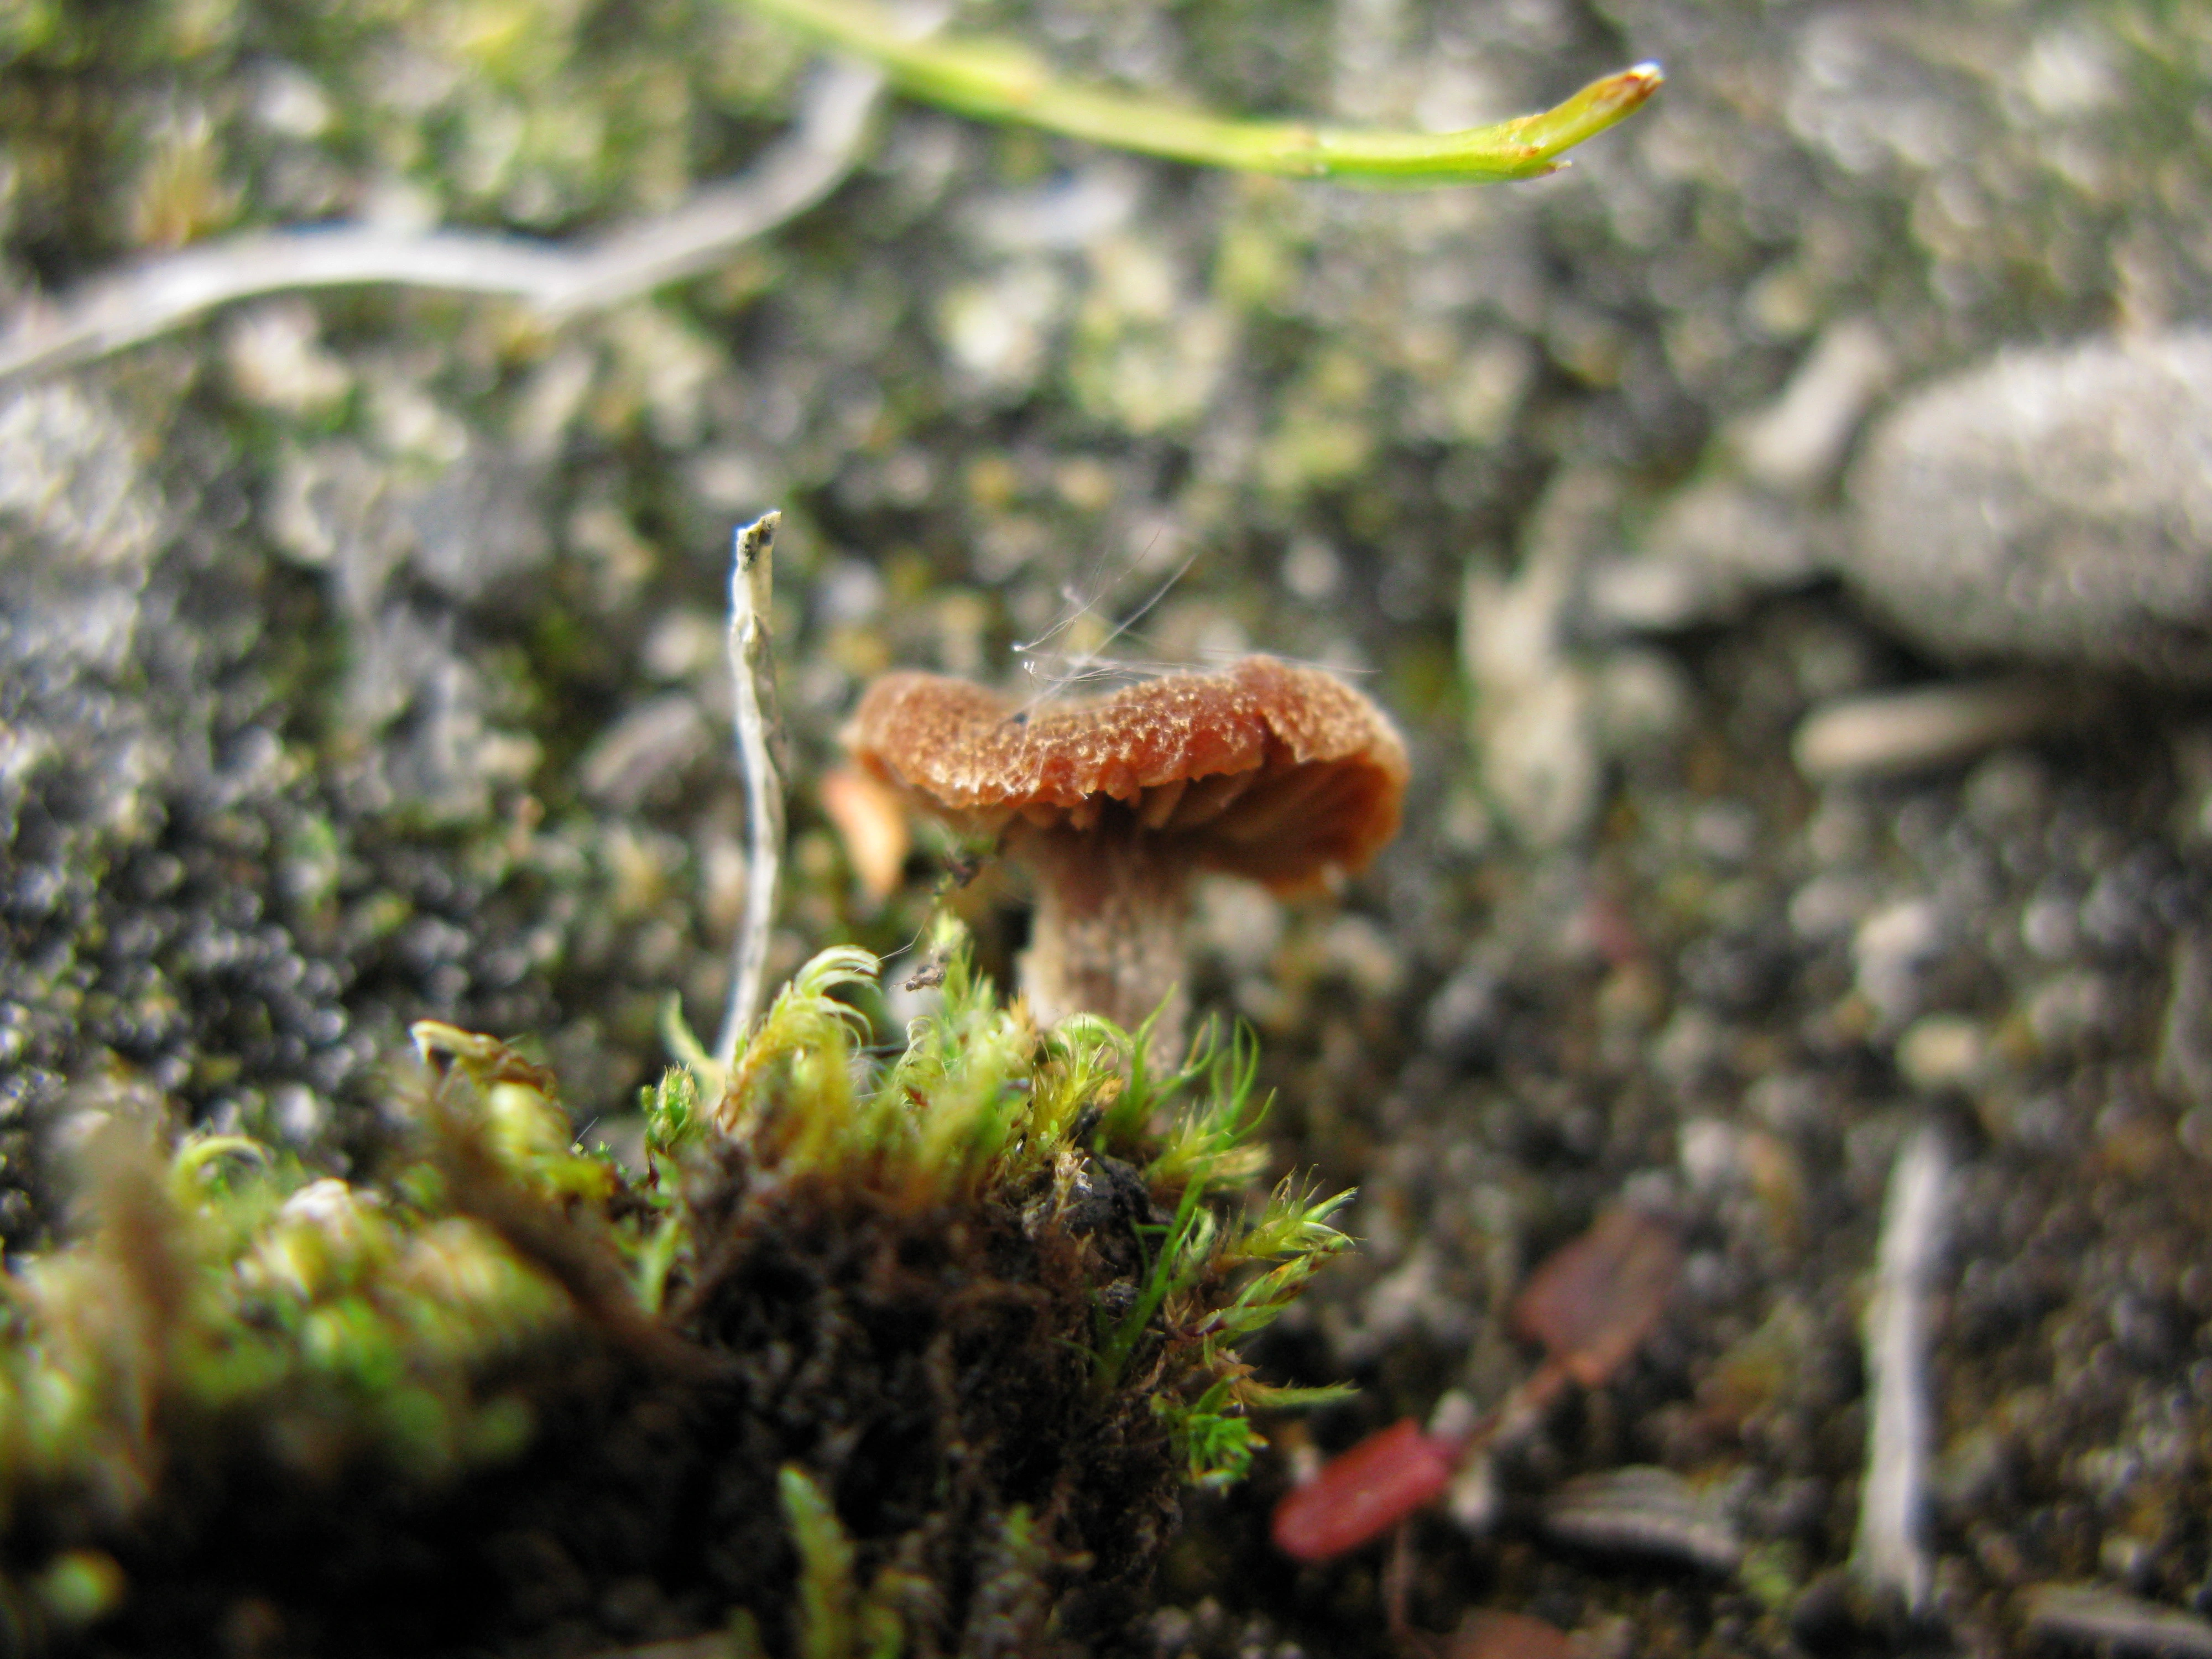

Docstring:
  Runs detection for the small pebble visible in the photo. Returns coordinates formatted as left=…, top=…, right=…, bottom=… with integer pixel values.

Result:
left=2157, top=931, right=2212, bottom=1110
left=1853, top=899, right=1944, bottom=1027
left=2025, top=970, right=2120, bottom=1058
left=1584, top=482, right=1823, bottom=633
left=1539, top=1466, right=1743, bottom=1573
left=1848, top=331, right=2212, bottom=681
left=1895, top=1015, right=1987, bottom=1093
left=222, top=300, right=353, bottom=415
left=1423, top=956, right=1505, bottom=1066
left=1792, top=678, right=2072, bottom=781
left=1730, top=316, right=1895, bottom=494
left=2022, top=1584, right=2212, bottom=1657
left=578, top=695, right=709, bottom=810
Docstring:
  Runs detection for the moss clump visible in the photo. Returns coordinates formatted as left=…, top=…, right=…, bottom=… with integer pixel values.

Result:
left=0, top=938, right=1349, bottom=1657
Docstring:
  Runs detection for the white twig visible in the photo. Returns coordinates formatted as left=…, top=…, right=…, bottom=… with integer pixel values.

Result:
left=714, top=512, right=785, bottom=1070
left=1853, top=1125, right=1950, bottom=1612
left=0, top=61, right=883, bottom=383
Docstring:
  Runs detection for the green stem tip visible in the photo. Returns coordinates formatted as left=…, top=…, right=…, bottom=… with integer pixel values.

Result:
left=743, top=0, right=1660, bottom=185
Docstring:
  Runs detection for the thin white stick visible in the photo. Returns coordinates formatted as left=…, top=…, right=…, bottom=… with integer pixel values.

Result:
left=0, top=61, right=883, bottom=383
left=714, top=512, right=785, bottom=1070
left=1853, top=1125, right=1949, bottom=1612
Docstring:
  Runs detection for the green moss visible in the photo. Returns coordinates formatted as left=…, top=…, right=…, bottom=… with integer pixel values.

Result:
left=0, top=933, right=1348, bottom=1656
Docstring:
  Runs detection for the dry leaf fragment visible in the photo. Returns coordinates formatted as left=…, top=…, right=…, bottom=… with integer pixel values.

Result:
left=1447, top=1608, right=1574, bottom=1659
left=1512, top=1205, right=1681, bottom=1388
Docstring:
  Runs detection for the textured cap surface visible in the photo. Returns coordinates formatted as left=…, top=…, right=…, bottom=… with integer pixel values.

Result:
left=848, top=656, right=1407, bottom=890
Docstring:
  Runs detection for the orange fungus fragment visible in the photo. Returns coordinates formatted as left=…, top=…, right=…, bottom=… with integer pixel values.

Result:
left=846, top=655, right=1407, bottom=894
left=818, top=763, right=911, bottom=902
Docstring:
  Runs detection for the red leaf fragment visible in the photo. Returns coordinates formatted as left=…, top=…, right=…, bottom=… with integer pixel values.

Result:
left=1270, top=1418, right=1459, bottom=1562
left=1512, top=1206, right=1681, bottom=1389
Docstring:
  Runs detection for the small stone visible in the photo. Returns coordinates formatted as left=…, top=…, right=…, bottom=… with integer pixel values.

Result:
left=1790, top=872, right=1876, bottom=942
left=1895, top=1015, right=1987, bottom=1093
left=939, top=264, right=1066, bottom=398
left=222, top=300, right=352, bottom=415
left=969, top=163, right=1140, bottom=251
left=1592, top=648, right=1695, bottom=757
left=1539, top=1466, right=1742, bottom=1573
left=578, top=695, right=709, bottom=811
left=1463, top=472, right=1613, bottom=848
left=1847, top=331, right=2212, bottom=682
left=1730, top=317, right=1895, bottom=495
left=269, top=1083, right=325, bottom=1146
left=1423, top=955, right=1505, bottom=1066
left=0, top=383, right=164, bottom=571
left=1689, top=802, right=1759, bottom=868
left=1319, top=915, right=1402, bottom=1000
left=2022, top=1584, right=2212, bottom=1657
left=1853, top=900, right=1944, bottom=1029
left=2024, top=971, right=2121, bottom=1059
left=1446, top=1447, right=1500, bottom=1535
left=2158, top=931, right=2212, bottom=1110
left=400, top=448, right=553, bottom=599
left=1961, top=750, right=2051, bottom=830
left=2103, top=1535, right=2158, bottom=1591
left=1678, top=1117, right=1738, bottom=1193
left=248, top=60, right=333, bottom=137
left=1331, top=1242, right=1462, bottom=1364
left=1792, top=678, right=2074, bottom=781
left=1585, top=482, right=1825, bottom=634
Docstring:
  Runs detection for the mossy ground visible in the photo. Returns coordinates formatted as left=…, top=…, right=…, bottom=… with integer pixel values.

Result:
left=0, top=948, right=1345, bottom=1657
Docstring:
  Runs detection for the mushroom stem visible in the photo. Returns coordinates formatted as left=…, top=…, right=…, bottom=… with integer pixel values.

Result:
left=1013, top=818, right=1194, bottom=1058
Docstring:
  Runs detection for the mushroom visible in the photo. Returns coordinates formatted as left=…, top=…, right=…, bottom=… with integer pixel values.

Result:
left=847, top=655, right=1408, bottom=1054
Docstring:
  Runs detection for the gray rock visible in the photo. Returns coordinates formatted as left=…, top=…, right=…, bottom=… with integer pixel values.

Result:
left=1847, top=332, right=2212, bottom=681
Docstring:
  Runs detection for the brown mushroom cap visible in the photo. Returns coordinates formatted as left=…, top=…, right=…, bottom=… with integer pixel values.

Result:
left=847, top=655, right=1407, bottom=893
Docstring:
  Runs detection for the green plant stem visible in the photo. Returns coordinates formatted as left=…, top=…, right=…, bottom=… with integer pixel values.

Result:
left=741, top=0, right=1659, bottom=184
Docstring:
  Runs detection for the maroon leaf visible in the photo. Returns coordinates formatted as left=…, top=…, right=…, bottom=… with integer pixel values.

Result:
left=1512, top=1206, right=1681, bottom=1388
